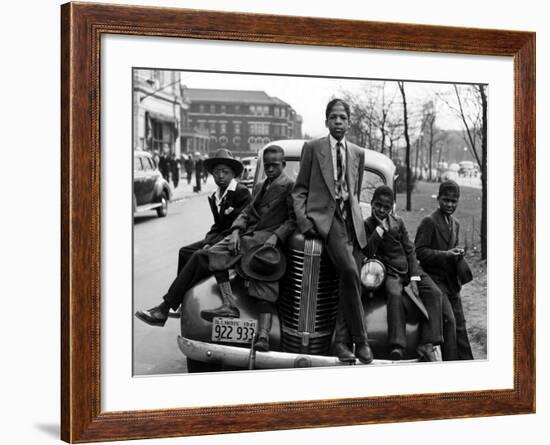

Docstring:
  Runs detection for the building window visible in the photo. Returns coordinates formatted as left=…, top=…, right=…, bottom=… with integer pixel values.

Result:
left=233, top=122, right=241, bottom=135
left=210, top=136, right=218, bottom=143
left=220, top=122, right=227, bottom=134
left=281, top=108, right=286, bottom=118
left=235, top=105, right=240, bottom=113
left=219, top=136, right=228, bottom=146
left=249, top=122, right=270, bottom=135
left=221, top=105, right=226, bottom=114
left=274, top=107, right=279, bottom=117
left=233, top=136, right=241, bottom=146
left=210, top=104, right=216, bottom=113
left=262, top=137, right=270, bottom=144
left=199, top=104, right=205, bottom=113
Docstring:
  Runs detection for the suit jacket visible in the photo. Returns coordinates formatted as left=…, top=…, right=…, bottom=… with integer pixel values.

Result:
left=231, top=171, right=296, bottom=243
left=414, top=209, right=461, bottom=295
left=364, top=214, right=421, bottom=278
left=203, top=182, right=251, bottom=246
left=292, top=136, right=367, bottom=248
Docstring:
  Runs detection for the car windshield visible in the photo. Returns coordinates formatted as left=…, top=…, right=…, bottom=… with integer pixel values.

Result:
left=256, top=158, right=386, bottom=203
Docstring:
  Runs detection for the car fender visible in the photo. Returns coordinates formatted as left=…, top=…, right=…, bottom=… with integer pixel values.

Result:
left=180, top=272, right=282, bottom=350
left=153, top=178, right=172, bottom=202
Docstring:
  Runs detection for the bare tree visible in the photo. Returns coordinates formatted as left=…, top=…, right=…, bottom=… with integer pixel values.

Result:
left=398, top=81, right=412, bottom=211
left=440, top=84, right=487, bottom=259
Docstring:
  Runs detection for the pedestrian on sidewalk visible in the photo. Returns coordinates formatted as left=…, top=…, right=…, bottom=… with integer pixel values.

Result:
left=185, top=155, right=194, bottom=184
left=194, top=156, right=203, bottom=192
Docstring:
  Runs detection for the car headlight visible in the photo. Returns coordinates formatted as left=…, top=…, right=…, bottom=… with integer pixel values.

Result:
left=360, top=259, right=386, bottom=290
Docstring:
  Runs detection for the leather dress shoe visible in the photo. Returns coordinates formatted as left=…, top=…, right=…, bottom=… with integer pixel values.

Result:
left=200, top=303, right=240, bottom=322
left=355, top=342, right=374, bottom=364
left=334, top=342, right=356, bottom=363
left=135, top=304, right=169, bottom=327
left=390, top=346, right=406, bottom=361
left=416, top=343, right=441, bottom=362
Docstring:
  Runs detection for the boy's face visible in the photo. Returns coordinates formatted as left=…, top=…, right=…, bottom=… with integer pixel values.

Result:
left=438, top=191, right=459, bottom=216
left=325, top=102, right=350, bottom=141
left=372, top=194, right=393, bottom=221
left=211, top=162, right=235, bottom=189
left=263, top=151, right=285, bottom=181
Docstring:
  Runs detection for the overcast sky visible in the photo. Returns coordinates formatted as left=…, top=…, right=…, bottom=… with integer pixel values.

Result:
left=178, top=70, right=480, bottom=138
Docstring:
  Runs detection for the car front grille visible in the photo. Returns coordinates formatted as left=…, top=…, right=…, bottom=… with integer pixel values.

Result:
left=280, top=238, right=339, bottom=355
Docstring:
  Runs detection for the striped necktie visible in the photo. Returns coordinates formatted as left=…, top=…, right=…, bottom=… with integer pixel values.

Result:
left=336, top=142, right=346, bottom=217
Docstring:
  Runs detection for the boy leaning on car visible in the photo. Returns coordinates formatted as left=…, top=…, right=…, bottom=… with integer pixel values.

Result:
left=292, top=98, right=373, bottom=364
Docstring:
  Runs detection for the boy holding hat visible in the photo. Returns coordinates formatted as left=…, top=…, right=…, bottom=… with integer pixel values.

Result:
left=362, top=185, right=446, bottom=361
left=415, top=180, right=474, bottom=361
left=201, top=145, right=296, bottom=351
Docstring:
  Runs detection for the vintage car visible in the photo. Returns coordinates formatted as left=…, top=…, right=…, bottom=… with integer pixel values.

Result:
left=133, top=150, right=172, bottom=217
left=239, top=156, right=257, bottom=189
left=177, top=139, right=425, bottom=372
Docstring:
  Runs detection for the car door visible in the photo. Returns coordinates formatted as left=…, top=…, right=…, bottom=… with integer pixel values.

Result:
left=134, top=154, right=147, bottom=205
left=141, top=155, right=158, bottom=203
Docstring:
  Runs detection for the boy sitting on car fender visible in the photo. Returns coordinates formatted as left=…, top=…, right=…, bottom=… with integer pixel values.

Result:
left=362, top=185, right=446, bottom=361
left=135, top=146, right=295, bottom=352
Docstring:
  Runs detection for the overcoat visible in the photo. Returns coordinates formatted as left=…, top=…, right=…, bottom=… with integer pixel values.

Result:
left=415, top=209, right=462, bottom=295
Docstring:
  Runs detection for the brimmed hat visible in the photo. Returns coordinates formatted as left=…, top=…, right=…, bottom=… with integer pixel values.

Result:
left=238, top=245, right=286, bottom=281
left=203, top=149, right=244, bottom=176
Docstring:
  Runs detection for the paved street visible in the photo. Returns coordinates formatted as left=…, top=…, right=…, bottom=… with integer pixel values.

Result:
left=133, top=177, right=217, bottom=376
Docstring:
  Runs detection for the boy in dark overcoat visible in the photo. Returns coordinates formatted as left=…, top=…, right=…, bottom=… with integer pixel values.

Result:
left=415, top=180, right=473, bottom=360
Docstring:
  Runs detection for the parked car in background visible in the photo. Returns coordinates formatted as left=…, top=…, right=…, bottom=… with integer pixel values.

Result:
left=459, top=160, right=476, bottom=177
left=133, top=150, right=172, bottom=217
left=177, top=139, right=426, bottom=373
left=239, top=156, right=257, bottom=188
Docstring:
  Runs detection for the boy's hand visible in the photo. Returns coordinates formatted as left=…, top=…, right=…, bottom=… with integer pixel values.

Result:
left=264, top=234, right=278, bottom=247
left=448, top=247, right=465, bottom=257
left=304, top=226, right=320, bottom=238
left=228, top=230, right=241, bottom=255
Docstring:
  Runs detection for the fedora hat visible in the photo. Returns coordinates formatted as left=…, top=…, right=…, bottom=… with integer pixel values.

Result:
left=204, top=149, right=244, bottom=177
left=239, top=245, right=287, bottom=281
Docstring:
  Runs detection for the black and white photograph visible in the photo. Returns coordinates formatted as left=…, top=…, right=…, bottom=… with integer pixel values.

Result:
left=132, top=68, right=487, bottom=376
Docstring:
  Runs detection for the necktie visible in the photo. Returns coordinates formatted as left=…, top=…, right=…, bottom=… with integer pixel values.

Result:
left=336, top=142, right=344, bottom=183
left=336, top=142, right=346, bottom=217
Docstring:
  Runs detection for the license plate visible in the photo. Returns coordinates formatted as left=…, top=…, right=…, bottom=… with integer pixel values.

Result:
left=211, top=318, right=257, bottom=344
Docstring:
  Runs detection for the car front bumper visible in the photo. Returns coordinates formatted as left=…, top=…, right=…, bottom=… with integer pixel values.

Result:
left=177, top=336, right=418, bottom=369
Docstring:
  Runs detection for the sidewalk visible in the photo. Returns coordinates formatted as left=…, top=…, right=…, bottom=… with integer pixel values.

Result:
left=168, top=174, right=217, bottom=203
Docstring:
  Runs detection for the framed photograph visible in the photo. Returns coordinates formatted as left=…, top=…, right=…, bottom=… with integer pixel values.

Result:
left=61, top=2, right=535, bottom=442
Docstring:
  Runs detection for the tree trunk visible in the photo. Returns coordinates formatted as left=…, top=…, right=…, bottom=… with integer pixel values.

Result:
left=479, top=84, right=488, bottom=260
left=398, top=82, right=412, bottom=211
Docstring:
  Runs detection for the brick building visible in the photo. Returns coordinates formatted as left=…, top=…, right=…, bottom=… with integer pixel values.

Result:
left=183, top=88, right=303, bottom=154
left=133, top=70, right=209, bottom=157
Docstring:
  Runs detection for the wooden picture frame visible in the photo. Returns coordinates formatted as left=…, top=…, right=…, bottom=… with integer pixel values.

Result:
left=61, top=2, right=535, bottom=442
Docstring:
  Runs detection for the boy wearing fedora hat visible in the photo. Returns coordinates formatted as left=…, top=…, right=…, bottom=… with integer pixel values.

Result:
left=176, top=149, right=252, bottom=274
left=201, top=145, right=296, bottom=351
left=415, top=180, right=474, bottom=360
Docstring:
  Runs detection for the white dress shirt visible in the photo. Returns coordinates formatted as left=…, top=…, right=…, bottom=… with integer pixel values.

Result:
left=213, top=178, right=237, bottom=214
